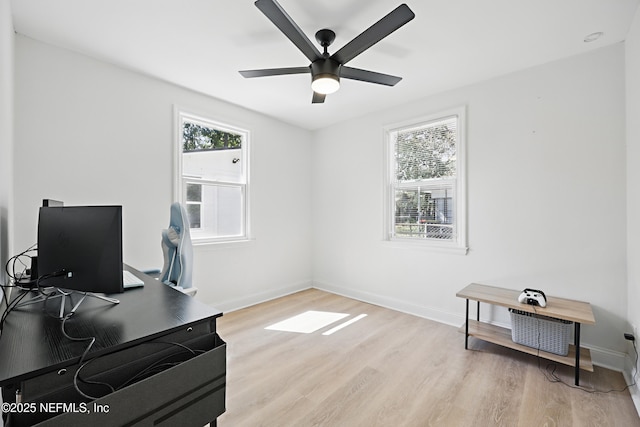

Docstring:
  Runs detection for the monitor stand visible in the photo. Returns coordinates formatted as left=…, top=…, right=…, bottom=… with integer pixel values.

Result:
left=17, top=289, right=119, bottom=318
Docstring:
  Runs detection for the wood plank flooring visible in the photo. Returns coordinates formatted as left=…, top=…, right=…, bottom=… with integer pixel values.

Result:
left=215, top=289, right=640, bottom=426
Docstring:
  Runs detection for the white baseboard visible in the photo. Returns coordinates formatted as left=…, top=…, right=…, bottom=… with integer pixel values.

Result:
left=588, top=344, right=627, bottom=372
left=214, top=280, right=312, bottom=314
left=313, top=280, right=465, bottom=328
left=623, top=373, right=640, bottom=417
left=623, top=349, right=640, bottom=416
left=627, top=384, right=640, bottom=417
left=312, top=280, right=628, bottom=372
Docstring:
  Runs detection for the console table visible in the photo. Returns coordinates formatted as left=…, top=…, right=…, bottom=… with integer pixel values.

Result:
left=456, top=283, right=595, bottom=385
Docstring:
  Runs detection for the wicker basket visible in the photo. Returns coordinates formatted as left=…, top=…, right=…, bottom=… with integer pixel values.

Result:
left=509, top=309, right=572, bottom=356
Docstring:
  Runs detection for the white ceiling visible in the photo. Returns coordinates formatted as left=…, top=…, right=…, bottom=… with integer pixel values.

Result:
left=10, top=0, right=640, bottom=130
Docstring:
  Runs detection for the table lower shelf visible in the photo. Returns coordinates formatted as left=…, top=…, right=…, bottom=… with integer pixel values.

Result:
left=459, top=320, right=594, bottom=372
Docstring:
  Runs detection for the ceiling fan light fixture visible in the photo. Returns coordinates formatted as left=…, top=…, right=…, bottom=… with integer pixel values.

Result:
left=312, top=74, right=340, bottom=94
left=311, top=58, right=341, bottom=95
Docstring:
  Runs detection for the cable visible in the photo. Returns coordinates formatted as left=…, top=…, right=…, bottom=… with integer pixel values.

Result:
left=0, top=287, right=32, bottom=335
left=2, top=270, right=69, bottom=330
left=543, top=339, right=639, bottom=394
left=60, top=314, right=96, bottom=364
left=0, top=244, right=39, bottom=338
left=0, top=285, right=7, bottom=318
left=530, top=305, right=639, bottom=394
left=72, top=340, right=203, bottom=400
left=4, top=243, right=37, bottom=285
left=115, top=341, right=203, bottom=390
left=72, top=359, right=115, bottom=401
left=59, top=313, right=104, bottom=400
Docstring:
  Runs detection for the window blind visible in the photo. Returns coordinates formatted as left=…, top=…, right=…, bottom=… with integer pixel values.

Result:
left=394, top=115, right=457, bottom=182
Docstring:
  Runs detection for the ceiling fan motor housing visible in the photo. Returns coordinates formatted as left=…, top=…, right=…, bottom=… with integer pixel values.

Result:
left=311, top=58, right=341, bottom=81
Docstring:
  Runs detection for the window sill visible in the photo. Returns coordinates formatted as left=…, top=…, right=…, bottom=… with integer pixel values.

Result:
left=192, top=237, right=255, bottom=250
left=384, top=238, right=469, bottom=255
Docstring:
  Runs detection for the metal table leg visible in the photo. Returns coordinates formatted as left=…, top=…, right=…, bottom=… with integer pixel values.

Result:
left=465, top=299, right=469, bottom=349
left=574, top=322, right=581, bottom=385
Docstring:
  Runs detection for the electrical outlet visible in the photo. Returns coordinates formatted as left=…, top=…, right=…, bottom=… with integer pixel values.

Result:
left=624, top=325, right=638, bottom=342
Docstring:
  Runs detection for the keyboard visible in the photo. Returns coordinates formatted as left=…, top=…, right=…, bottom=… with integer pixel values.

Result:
left=123, top=270, right=145, bottom=289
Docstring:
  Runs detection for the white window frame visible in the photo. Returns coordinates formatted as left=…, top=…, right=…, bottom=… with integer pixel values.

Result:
left=174, top=107, right=250, bottom=245
left=383, top=106, right=468, bottom=254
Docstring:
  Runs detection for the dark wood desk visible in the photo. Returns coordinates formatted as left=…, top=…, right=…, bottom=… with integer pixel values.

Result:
left=0, top=266, right=226, bottom=426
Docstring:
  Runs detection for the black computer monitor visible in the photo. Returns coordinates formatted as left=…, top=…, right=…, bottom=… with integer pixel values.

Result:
left=37, top=205, right=124, bottom=294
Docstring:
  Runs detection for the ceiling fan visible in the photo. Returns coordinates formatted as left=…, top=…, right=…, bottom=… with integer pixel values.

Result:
left=239, top=0, right=415, bottom=103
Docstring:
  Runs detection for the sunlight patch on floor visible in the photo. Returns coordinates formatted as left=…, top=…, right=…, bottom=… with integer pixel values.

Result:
left=322, top=314, right=368, bottom=335
left=265, top=310, right=349, bottom=333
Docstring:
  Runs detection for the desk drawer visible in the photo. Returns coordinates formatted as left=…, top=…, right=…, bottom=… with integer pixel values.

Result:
left=19, top=320, right=216, bottom=402
left=7, top=334, right=226, bottom=427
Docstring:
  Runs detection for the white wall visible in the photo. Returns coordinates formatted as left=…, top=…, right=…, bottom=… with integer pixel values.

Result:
left=0, top=0, right=14, bottom=291
left=0, top=2, right=13, bottom=422
left=13, top=35, right=313, bottom=311
left=626, top=4, right=640, bottom=407
left=312, top=44, right=628, bottom=366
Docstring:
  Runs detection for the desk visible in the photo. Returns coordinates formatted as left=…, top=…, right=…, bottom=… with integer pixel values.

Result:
left=456, top=283, right=595, bottom=386
left=0, top=265, right=226, bottom=426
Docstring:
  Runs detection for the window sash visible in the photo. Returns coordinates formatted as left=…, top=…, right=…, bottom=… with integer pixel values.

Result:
left=175, top=107, right=250, bottom=243
left=391, top=180, right=457, bottom=240
left=183, top=178, right=246, bottom=242
left=394, top=115, right=458, bottom=182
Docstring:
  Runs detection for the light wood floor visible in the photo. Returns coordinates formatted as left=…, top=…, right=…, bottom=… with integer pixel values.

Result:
left=215, top=289, right=640, bottom=426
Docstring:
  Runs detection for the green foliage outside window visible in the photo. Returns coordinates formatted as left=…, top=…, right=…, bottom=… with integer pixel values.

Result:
left=395, top=121, right=456, bottom=181
left=183, top=122, right=242, bottom=152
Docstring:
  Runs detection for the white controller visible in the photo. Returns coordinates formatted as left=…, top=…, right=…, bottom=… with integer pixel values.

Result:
left=518, top=288, right=547, bottom=307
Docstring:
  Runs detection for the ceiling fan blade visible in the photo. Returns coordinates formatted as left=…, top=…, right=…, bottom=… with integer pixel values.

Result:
left=312, top=92, right=326, bottom=103
left=239, top=67, right=310, bottom=78
left=340, top=66, right=402, bottom=86
left=254, top=0, right=323, bottom=62
left=331, top=4, right=415, bottom=65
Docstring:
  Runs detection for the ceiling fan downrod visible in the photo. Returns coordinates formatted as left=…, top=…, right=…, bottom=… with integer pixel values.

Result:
left=315, top=29, right=336, bottom=57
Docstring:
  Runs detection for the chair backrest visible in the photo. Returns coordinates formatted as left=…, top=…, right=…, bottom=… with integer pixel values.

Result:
left=159, top=203, right=193, bottom=289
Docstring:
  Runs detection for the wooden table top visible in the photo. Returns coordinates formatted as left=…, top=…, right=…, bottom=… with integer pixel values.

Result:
left=457, top=283, right=595, bottom=325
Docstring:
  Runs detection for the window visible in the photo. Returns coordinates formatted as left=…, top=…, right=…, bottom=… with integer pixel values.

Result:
left=384, top=107, right=467, bottom=253
left=175, top=109, right=249, bottom=243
